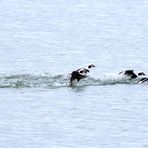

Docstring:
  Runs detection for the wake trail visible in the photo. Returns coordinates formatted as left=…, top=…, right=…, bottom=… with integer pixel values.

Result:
left=0, top=73, right=145, bottom=89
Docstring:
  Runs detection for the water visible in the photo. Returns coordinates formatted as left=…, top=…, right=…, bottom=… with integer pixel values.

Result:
left=0, top=0, right=148, bottom=147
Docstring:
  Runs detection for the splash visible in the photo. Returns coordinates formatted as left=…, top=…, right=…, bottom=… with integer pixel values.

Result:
left=0, top=74, right=69, bottom=88
left=0, top=73, right=144, bottom=89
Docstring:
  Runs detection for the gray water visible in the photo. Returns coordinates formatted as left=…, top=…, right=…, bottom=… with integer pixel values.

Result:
left=0, top=0, right=148, bottom=148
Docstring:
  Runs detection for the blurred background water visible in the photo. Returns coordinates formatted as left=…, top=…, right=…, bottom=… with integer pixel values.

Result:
left=0, top=0, right=148, bottom=148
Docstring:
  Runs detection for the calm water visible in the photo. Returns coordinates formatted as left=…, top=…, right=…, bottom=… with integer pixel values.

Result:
left=0, top=0, right=148, bottom=148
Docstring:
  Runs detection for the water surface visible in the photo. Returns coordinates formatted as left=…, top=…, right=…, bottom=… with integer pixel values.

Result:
left=0, top=0, right=148, bottom=148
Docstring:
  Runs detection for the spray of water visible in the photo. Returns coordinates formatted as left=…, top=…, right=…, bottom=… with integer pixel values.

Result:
left=0, top=73, right=145, bottom=89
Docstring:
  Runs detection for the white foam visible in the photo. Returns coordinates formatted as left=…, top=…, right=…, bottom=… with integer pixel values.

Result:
left=0, top=72, right=147, bottom=88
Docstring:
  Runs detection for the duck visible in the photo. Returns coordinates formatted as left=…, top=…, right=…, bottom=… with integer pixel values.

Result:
left=69, top=64, right=95, bottom=86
